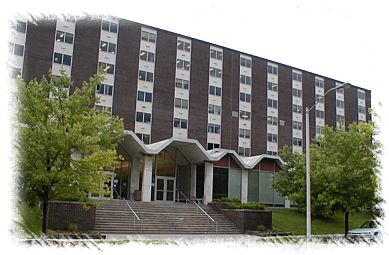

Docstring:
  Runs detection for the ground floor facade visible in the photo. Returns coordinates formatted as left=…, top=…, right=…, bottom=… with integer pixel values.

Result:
left=90, top=131, right=287, bottom=207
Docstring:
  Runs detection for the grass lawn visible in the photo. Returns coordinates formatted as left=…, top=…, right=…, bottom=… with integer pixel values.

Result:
left=269, top=207, right=375, bottom=235
left=15, top=202, right=42, bottom=237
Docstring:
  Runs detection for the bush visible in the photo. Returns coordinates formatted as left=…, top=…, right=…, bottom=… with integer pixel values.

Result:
left=68, top=222, right=78, bottom=232
left=213, top=197, right=241, bottom=203
left=256, top=225, right=266, bottom=232
left=226, top=203, right=265, bottom=210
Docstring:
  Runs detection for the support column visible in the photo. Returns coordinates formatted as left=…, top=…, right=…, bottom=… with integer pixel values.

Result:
left=190, top=164, right=197, bottom=199
left=129, top=157, right=140, bottom=200
left=203, top=162, right=213, bottom=205
left=141, top=155, right=153, bottom=202
left=241, top=169, right=248, bottom=203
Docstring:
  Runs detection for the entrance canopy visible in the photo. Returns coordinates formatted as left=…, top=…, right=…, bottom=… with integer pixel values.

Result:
left=120, top=131, right=284, bottom=169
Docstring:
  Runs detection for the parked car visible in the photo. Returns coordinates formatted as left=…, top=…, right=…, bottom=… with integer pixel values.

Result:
left=347, top=220, right=383, bottom=243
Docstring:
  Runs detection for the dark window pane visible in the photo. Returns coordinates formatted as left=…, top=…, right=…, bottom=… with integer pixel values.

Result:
left=53, top=52, right=62, bottom=64
left=102, top=21, right=110, bottom=31
left=145, top=92, right=152, bottom=102
left=174, top=118, right=180, bottom=127
left=100, top=41, right=108, bottom=51
left=108, top=43, right=116, bottom=53
left=56, top=30, right=64, bottom=42
left=149, top=33, right=156, bottom=43
left=181, top=120, right=187, bottom=129
left=144, top=113, right=151, bottom=123
left=65, top=33, right=73, bottom=44
left=110, top=23, right=118, bottom=33
left=136, top=112, right=143, bottom=122
left=137, top=91, right=144, bottom=101
left=106, top=64, right=114, bottom=74
left=14, top=44, right=24, bottom=56
left=62, top=54, right=71, bottom=65
left=146, top=72, right=153, bottom=82
left=16, top=21, right=27, bottom=33
left=139, top=70, right=146, bottom=80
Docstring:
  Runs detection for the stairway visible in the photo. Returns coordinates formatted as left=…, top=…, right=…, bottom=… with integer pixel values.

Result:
left=95, top=200, right=242, bottom=234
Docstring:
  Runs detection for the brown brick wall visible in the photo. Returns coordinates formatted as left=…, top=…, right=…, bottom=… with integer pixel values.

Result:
left=302, top=72, right=316, bottom=145
left=344, top=86, right=358, bottom=127
left=151, top=30, right=176, bottom=142
left=112, top=19, right=141, bottom=130
left=221, top=49, right=240, bottom=151
left=48, top=201, right=96, bottom=231
left=278, top=65, right=292, bottom=149
left=187, top=40, right=209, bottom=147
left=251, top=58, right=267, bottom=155
left=23, top=19, right=56, bottom=82
left=71, top=18, right=100, bottom=91
left=324, top=79, right=336, bottom=128
left=365, top=90, right=372, bottom=122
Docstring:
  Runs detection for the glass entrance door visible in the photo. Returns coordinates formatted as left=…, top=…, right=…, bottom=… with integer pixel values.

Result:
left=155, top=176, right=175, bottom=202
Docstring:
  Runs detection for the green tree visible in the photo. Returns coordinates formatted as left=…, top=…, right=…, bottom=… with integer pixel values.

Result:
left=16, top=71, right=124, bottom=235
left=273, top=122, right=381, bottom=235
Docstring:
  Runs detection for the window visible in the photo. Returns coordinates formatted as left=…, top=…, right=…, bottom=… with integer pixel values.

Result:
left=140, top=50, right=155, bottom=62
left=138, top=70, right=154, bottom=82
left=239, top=110, right=251, bottom=120
left=267, top=82, right=278, bottom=92
left=136, top=112, right=151, bottom=123
left=240, top=75, right=252, bottom=85
left=176, top=59, right=190, bottom=71
left=358, top=90, right=365, bottom=100
left=238, top=147, right=250, bottom=157
left=210, top=67, right=222, bottom=78
left=10, top=67, right=22, bottom=78
left=175, top=98, right=189, bottom=109
left=292, top=104, right=303, bottom=113
left=141, top=30, right=156, bottom=43
left=315, top=94, right=324, bottom=103
left=102, top=20, right=118, bottom=33
left=315, top=78, right=324, bottom=88
left=210, top=49, right=223, bottom=60
left=316, top=110, right=325, bottom=119
left=267, top=133, right=278, bottom=143
left=207, top=143, right=220, bottom=150
left=95, top=105, right=111, bottom=112
left=267, top=65, right=278, bottom=75
left=100, top=41, right=116, bottom=54
left=136, top=133, right=150, bottom=144
left=267, top=116, right=278, bottom=126
left=267, top=150, right=278, bottom=156
left=337, top=87, right=344, bottom=94
left=174, top=118, right=188, bottom=129
left=316, top=126, right=324, bottom=135
left=267, top=99, right=278, bottom=109
left=177, top=40, right=191, bottom=52
left=358, top=106, right=366, bottom=114
left=54, top=52, right=72, bottom=66
left=56, top=30, right=74, bottom=44
left=336, top=114, right=345, bottom=123
left=239, top=128, right=250, bottom=139
left=336, top=100, right=344, bottom=108
left=15, top=21, right=27, bottom=33
left=99, top=62, right=115, bottom=74
left=293, top=121, right=302, bottom=130
left=137, top=91, right=153, bottom=102
left=239, top=92, right=251, bottom=102
left=9, top=43, right=24, bottom=56
left=292, top=72, right=302, bottom=81
left=293, top=138, right=303, bottom=147
left=208, top=123, right=221, bottom=134
left=175, top=78, right=189, bottom=89
left=208, top=104, right=221, bottom=115
left=240, top=57, right=252, bottom=68
left=292, top=88, right=302, bottom=97
left=209, top=85, right=222, bottom=96
left=96, top=84, right=113, bottom=96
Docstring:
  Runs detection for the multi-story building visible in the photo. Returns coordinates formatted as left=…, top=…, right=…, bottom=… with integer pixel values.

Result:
left=10, top=16, right=371, bottom=206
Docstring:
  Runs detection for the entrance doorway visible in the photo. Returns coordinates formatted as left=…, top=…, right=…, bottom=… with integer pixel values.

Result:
left=155, top=176, right=175, bottom=202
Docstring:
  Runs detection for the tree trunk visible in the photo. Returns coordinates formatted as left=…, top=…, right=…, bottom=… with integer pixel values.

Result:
left=344, top=211, right=349, bottom=236
left=41, top=191, right=49, bottom=235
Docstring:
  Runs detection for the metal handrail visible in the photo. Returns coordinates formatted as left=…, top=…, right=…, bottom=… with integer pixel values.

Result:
left=112, top=187, right=121, bottom=199
left=176, top=190, right=191, bottom=204
left=126, top=201, right=140, bottom=221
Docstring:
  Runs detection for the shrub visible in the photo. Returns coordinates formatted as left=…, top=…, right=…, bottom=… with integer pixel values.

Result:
left=256, top=225, right=266, bottom=232
left=68, top=222, right=78, bottom=232
left=226, top=203, right=265, bottom=210
left=213, top=197, right=241, bottom=203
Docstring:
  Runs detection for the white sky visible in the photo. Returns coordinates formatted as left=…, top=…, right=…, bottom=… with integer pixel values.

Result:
left=1, top=0, right=388, bottom=253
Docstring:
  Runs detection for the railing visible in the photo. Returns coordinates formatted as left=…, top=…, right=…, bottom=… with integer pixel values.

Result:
left=126, top=201, right=142, bottom=233
left=176, top=190, right=218, bottom=234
